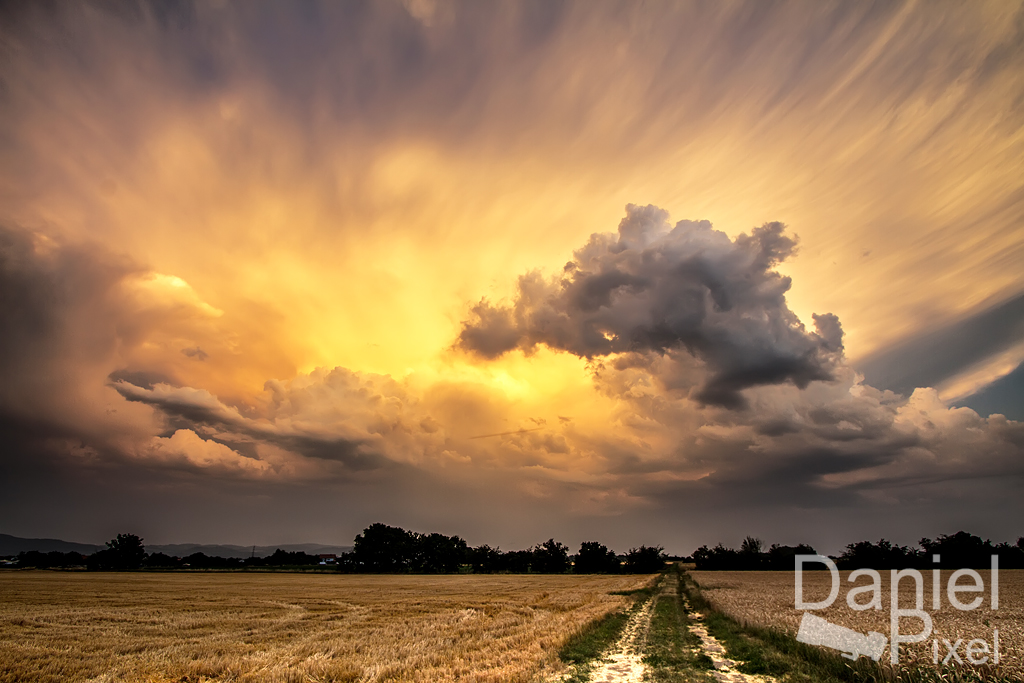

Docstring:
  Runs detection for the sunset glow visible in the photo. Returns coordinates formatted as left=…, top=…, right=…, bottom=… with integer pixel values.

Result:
left=2, top=1, right=1022, bottom=553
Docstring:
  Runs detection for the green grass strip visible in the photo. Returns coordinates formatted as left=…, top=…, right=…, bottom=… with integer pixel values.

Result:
left=559, top=609, right=632, bottom=665
left=643, top=566, right=715, bottom=682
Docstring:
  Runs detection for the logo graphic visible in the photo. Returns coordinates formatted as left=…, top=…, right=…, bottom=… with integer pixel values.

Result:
left=794, top=554, right=1001, bottom=665
left=796, top=612, right=887, bottom=661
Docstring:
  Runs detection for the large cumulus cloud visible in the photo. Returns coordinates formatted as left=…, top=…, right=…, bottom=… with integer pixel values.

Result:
left=458, top=204, right=844, bottom=408
left=454, top=205, right=1024, bottom=520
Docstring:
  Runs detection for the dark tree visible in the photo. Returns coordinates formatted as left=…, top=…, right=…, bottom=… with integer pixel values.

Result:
left=740, top=536, right=763, bottom=555
left=333, top=551, right=358, bottom=573
left=694, top=531, right=1022, bottom=572
left=574, top=541, right=621, bottom=574
left=109, top=533, right=146, bottom=568
left=412, top=533, right=468, bottom=573
left=993, top=542, right=1024, bottom=569
left=738, top=536, right=765, bottom=569
left=503, top=549, right=534, bottom=573
left=920, top=532, right=995, bottom=568
left=257, top=549, right=319, bottom=566
left=623, top=545, right=666, bottom=573
left=144, top=552, right=180, bottom=568
left=531, top=539, right=570, bottom=573
left=469, top=545, right=503, bottom=573
left=765, top=543, right=817, bottom=570
left=352, top=523, right=417, bottom=572
left=694, top=543, right=750, bottom=570
left=182, top=552, right=215, bottom=569
left=837, top=539, right=919, bottom=570
left=88, top=533, right=146, bottom=570
left=17, top=551, right=86, bottom=568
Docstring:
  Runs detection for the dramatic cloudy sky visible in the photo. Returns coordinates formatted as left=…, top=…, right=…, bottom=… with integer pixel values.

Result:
left=1, top=1, right=1022, bottom=555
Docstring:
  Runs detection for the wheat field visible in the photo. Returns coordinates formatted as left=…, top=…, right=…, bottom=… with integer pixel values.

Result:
left=0, top=571, right=650, bottom=683
left=690, top=569, right=1024, bottom=677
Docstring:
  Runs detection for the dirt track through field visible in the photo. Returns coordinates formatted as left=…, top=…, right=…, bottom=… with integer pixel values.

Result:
left=584, top=594, right=653, bottom=683
left=554, top=573, right=778, bottom=683
left=577, top=579, right=777, bottom=683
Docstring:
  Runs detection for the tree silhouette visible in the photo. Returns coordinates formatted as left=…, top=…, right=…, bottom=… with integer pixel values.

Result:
left=740, top=536, right=763, bottom=555
left=352, top=523, right=417, bottom=572
left=468, top=544, right=503, bottom=573
left=17, top=551, right=85, bottom=568
left=87, top=533, right=146, bottom=570
left=412, top=532, right=468, bottom=573
left=503, top=549, right=533, bottom=573
left=837, top=539, right=918, bottom=569
left=574, top=541, right=621, bottom=573
left=920, top=532, right=994, bottom=568
left=623, top=545, right=666, bottom=573
left=531, top=539, right=570, bottom=573
left=765, top=543, right=817, bottom=570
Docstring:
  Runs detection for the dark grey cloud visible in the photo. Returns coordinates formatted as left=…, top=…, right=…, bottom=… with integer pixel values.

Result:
left=111, top=379, right=380, bottom=470
left=0, top=225, right=139, bottom=426
left=107, top=369, right=176, bottom=391
left=570, top=339, right=1024, bottom=534
left=957, top=362, right=1024, bottom=421
left=857, top=292, right=1024, bottom=397
left=110, top=363, right=450, bottom=472
left=181, top=346, right=208, bottom=360
left=459, top=204, right=844, bottom=409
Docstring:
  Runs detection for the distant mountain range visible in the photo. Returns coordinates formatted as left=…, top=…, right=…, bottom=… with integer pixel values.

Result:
left=0, top=534, right=104, bottom=556
left=146, top=543, right=353, bottom=559
left=0, top=533, right=352, bottom=558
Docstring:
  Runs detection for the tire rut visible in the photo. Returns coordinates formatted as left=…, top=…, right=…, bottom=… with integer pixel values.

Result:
left=685, top=608, right=777, bottom=683
left=584, top=594, right=654, bottom=683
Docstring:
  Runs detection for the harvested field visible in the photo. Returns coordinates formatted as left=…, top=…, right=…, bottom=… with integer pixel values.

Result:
left=0, top=571, right=650, bottom=683
left=690, top=570, right=1024, bottom=677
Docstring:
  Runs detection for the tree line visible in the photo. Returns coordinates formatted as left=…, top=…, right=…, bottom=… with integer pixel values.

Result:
left=9, top=526, right=669, bottom=574
left=13, top=527, right=1021, bottom=572
left=693, top=531, right=1024, bottom=570
left=345, top=523, right=665, bottom=573
left=12, top=535, right=330, bottom=571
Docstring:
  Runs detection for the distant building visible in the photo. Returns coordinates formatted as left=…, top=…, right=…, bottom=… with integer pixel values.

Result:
left=318, top=553, right=337, bottom=564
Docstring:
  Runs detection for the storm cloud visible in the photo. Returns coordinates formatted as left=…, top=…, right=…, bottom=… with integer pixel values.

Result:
left=459, top=204, right=844, bottom=408
left=112, top=365, right=447, bottom=473
left=448, top=205, right=1024, bottom=532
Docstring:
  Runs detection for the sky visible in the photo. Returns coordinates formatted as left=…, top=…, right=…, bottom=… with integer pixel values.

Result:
left=1, top=0, right=1022, bottom=556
